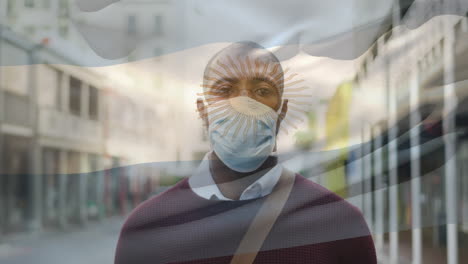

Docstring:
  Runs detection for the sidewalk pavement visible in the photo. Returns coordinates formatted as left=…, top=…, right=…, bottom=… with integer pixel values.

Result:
left=0, top=216, right=125, bottom=264
left=377, top=230, right=468, bottom=264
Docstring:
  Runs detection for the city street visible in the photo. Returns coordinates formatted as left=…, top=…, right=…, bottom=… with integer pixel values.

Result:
left=1, top=1, right=468, bottom=264
left=1, top=214, right=465, bottom=264
left=0, top=217, right=125, bottom=264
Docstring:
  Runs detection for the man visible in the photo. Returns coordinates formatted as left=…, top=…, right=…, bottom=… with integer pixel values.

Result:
left=114, top=42, right=377, bottom=264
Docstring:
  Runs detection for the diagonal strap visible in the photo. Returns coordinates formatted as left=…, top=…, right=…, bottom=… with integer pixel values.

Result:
left=230, top=168, right=295, bottom=264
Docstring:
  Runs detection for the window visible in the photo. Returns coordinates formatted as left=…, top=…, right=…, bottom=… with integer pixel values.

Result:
left=154, top=15, right=163, bottom=36
left=42, top=0, right=51, bottom=8
left=58, top=0, right=69, bottom=17
left=56, top=71, right=62, bottom=110
left=38, top=66, right=62, bottom=108
left=89, top=86, right=99, bottom=120
left=69, top=76, right=82, bottom=116
left=7, top=0, right=15, bottom=14
left=3, top=92, right=30, bottom=127
left=24, top=0, right=35, bottom=8
left=127, top=15, right=137, bottom=35
left=58, top=21, right=68, bottom=38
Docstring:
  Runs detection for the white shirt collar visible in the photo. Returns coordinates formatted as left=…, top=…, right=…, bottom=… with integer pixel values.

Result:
left=188, top=152, right=283, bottom=201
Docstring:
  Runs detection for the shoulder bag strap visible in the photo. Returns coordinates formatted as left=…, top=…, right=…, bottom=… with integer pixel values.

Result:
left=230, top=168, right=295, bottom=264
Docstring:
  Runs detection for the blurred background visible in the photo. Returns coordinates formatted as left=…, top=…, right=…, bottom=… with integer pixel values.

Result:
left=0, top=1, right=468, bottom=264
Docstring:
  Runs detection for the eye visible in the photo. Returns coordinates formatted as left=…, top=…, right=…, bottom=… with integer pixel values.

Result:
left=255, top=87, right=272, bottom=96
left=215, top=85, right=233, bottom=96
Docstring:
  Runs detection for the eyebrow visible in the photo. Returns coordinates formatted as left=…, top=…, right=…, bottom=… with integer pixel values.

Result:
left=252, top=76, right=278, bottom=90
left=210, top=76, right=280, bottom=91
left=210, top=78, right=239, bottom=91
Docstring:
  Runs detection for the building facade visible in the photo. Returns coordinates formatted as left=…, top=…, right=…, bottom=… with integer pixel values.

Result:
left=346, top=11, right=468, bottom=264
left=0, top=0, right=192, bottom=234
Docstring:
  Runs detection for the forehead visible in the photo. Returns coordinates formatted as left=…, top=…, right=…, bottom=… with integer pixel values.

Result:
left=205, top=43, right=282, bottom=77
left=213, top=77, right=272, bottom=84
left=205, top=56, right=284, bottom=91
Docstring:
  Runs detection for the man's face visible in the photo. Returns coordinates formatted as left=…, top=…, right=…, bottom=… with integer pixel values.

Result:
left=197, top=46, right=289, bottom=140
left=196, top=45, right=293, bottom=172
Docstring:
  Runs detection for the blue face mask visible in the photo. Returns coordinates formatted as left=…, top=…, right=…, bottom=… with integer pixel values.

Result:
left=207, top=96, right=278, bottom=172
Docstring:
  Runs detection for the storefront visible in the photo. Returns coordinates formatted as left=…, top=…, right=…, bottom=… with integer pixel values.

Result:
left=0, top=135, right=31, bottom=234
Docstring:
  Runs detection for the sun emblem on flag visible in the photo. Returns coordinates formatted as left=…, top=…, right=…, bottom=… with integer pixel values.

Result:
left=198, top=55, right=312, bottom=140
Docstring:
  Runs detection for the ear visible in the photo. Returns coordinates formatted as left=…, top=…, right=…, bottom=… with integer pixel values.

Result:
left=276, top=99, right=288, bottom=135
left=197, top=98, right=209, bottom=129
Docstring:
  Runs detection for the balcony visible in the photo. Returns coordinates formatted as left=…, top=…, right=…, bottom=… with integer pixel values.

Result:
left=38, top=107, right=102, bottom=144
